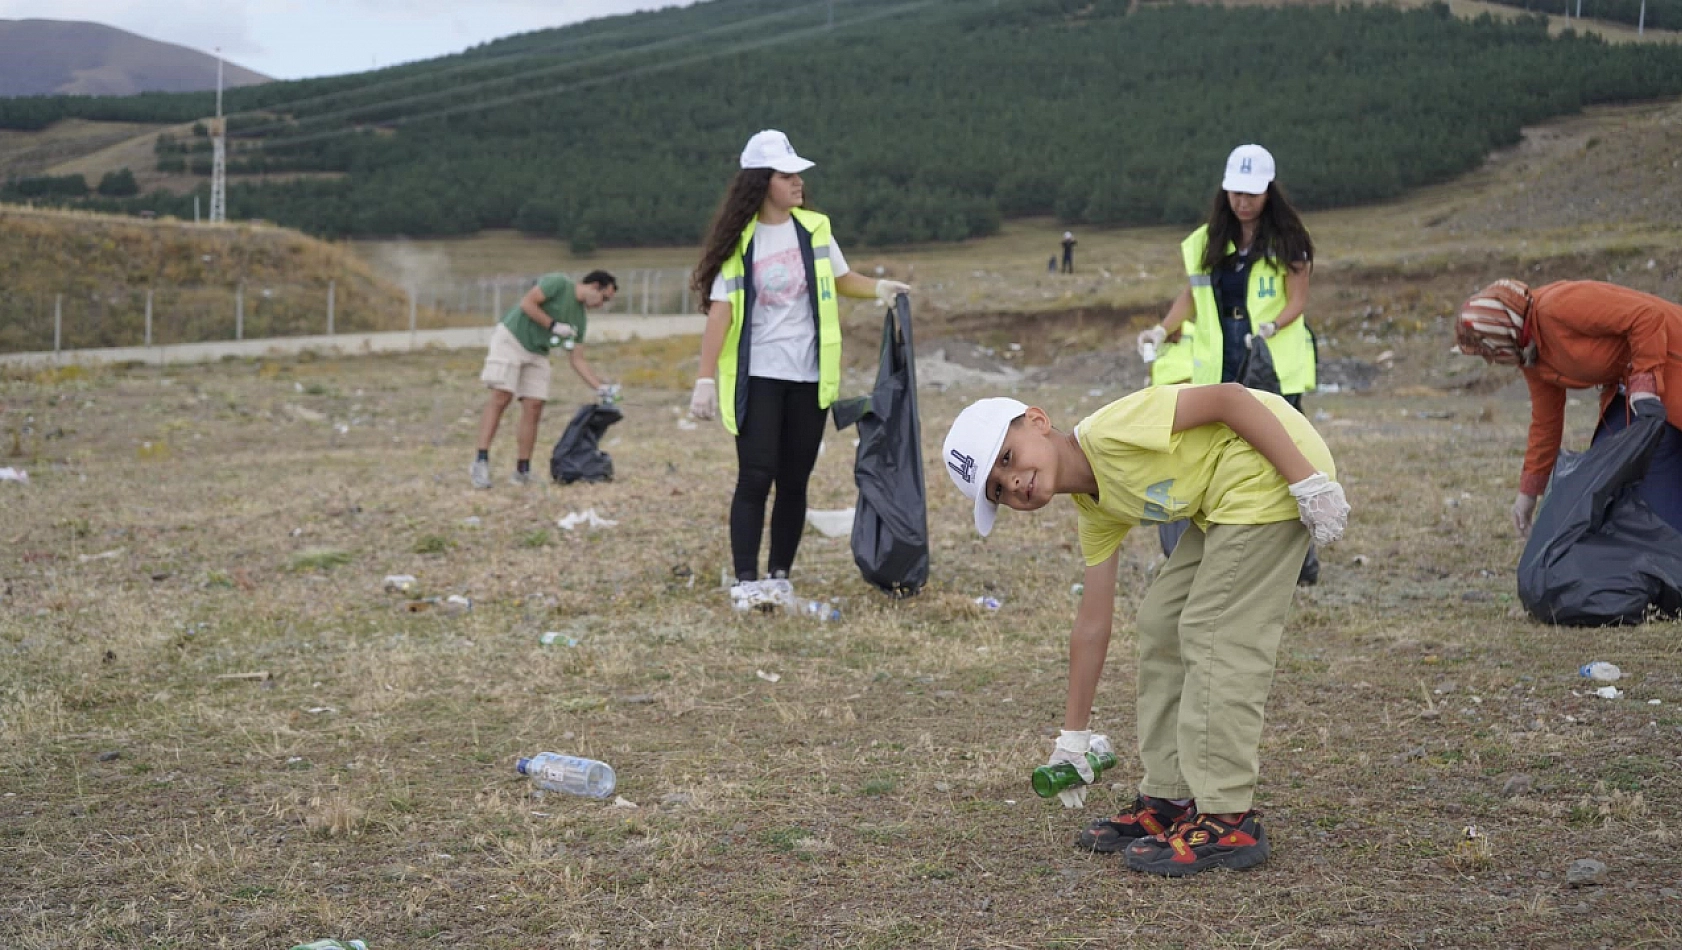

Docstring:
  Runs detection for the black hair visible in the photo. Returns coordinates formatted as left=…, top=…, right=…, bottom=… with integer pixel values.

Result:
left=581, top=270, right=617, bottom=290
left=1201, top=180, right=1314, bottom=274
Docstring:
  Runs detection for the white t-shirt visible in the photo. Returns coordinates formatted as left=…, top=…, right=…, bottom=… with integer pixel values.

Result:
left=710, top=218, right=850, bottom=382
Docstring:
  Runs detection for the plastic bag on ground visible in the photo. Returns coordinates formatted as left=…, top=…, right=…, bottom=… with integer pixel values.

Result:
left=831, top=294, right=929, bottom=597
left=550, top=402, right=623, bottom=484
left=1519, top=400, right=1682, bottom=625
left=807, top=508, right=856, bottom=539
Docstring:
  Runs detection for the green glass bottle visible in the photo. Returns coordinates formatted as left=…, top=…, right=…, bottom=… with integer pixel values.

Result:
left=1031, top=751, right=1118, bottom=798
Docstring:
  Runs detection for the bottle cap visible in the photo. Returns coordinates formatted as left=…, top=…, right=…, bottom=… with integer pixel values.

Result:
left=515, top=757, right=532, bottom=775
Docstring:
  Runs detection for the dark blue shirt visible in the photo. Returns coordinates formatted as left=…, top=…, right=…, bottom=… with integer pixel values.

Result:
left=1213, top=248, right=1256, bottom=383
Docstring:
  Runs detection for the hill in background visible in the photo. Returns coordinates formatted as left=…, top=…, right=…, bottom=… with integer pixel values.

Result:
left=0, top=19, right=269, bottom=97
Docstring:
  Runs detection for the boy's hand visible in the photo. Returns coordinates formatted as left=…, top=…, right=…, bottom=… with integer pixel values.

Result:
left=1288, top=473, right=1349, bottom=545
left=1049, top=729, right=1095, bottom=809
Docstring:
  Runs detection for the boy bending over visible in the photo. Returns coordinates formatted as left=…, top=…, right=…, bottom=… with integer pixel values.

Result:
left=942, top=382, right=1348, bottom=876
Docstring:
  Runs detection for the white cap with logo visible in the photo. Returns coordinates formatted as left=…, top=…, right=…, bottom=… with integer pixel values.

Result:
left=942, top=397, right=1028, bottom=537
left=740, top=129, right=815, bottom=174
left=1222, top=143, right=1275, bottom=195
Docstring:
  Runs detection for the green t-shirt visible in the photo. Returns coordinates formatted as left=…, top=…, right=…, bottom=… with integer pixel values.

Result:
left=501, top=273, right=587, bottom=355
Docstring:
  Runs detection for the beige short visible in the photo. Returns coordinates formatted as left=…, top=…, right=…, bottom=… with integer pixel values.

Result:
left=480, top=324, right=551, bottom=401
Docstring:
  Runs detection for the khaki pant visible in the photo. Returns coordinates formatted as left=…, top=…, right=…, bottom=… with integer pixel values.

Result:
left=1133, top=520, right=1309, bottom=813
left=480, top=324, right=551, bottom=401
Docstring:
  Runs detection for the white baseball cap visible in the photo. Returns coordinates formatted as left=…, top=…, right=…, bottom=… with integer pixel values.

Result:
left=740, top=129, right=814, bottom=174
left=942, top=397, right=1028, bottom=536
left=1222, top=144, right=1275, bottom=195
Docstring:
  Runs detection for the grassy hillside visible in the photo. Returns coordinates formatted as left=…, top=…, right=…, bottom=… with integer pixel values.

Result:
left=0, top=205, right=410, bottom=352
left=6, top=0, right=1682, bottom=247
left=0, top=18, right=268, bottom=98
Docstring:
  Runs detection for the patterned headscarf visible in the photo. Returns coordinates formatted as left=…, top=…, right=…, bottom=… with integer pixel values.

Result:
left=1455, top=279, right=1535, bottom=366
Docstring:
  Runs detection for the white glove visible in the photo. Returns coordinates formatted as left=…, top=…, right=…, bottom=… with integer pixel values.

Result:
left=1137, top=325, right=1167, bottom=353
left=1288, top=473, right=1350, bottom=545
left=1257, top=321, right=1278, bottom=339
left=689, top=378, right=717, bottom=420
left=875, top=279, right=910, bottom=306
left=596, top=383, right=620, bottom=404
left=1049, top=729, right=1095, bottom=809
left=1512, top=492, right=1537, bottom=536
left=549, top=322, right=575, bottom=339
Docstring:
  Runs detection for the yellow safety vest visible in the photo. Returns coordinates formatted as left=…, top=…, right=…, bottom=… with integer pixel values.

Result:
left=1182, top=225, right=1315, bottom=395
left=716, top=207, right=842, bottom=436
left=1149, top=322, right=1195, bottom=386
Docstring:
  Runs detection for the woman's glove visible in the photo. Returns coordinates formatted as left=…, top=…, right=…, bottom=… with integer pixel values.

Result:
left=1257, top=321, right=1278, bottom=339
left=689, top=378, right=717, bottom=420
left=875, top=279, right=911, bottom=306
left=1511, top=492, right=1538, bottom=535
left=1288, top=473, right=1350, bottom=545
left=1048, top=729, right=1108, bottom=809
left=1137, top=325, right=1167, bottom=353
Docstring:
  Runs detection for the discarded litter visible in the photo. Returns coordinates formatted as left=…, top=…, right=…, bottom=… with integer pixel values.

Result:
left=540, top=631, right=581, bottom=648
left=405, top=594, right=471, bottom=614
left=1594, top=686, right=1623, bottom=700
left=677, top=417, right=698, bottom=431
left=610, top=795, right=638, bottom=809
left=557, top=509, right=618, bottom=531
left=517, top=752, right=616, bottom=799
left=806, top=507, right=856, bottom=539
left=0, top=467, right=28, bottom=483
left=1070, top=583, right=1085, bottom=596
left=756, top=669, right=782, bottom=683
left=791, top=599, right=842, bottom=622
left=382, top=574, right=418, bottom=593
left=462, top=516, right=482, bottom=528
left=78, top=549, right=125, bottom=563
left=1579, top=661, right=1622, bottom=683
left=289, top=941, right=368, bottom=950
left=443, top=594, right=472, bottom=613
left=1649, top=699, right=1662, bottom=706
left=975, top=596, right=1002, bottom=611
left=1351, top=555, right=1370, bottom=567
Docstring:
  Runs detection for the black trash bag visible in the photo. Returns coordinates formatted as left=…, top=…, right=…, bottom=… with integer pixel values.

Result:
left=1518, top=400, right=1682, bottom=626
left=1236, top=333, right=1281, bottom=393
left=550, top=402, right=623, bottom=484
left=832, top=295, right=929, bottom=597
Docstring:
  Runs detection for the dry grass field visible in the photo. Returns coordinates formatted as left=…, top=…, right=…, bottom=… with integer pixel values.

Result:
left=2, top=306, right=1679, bottom=948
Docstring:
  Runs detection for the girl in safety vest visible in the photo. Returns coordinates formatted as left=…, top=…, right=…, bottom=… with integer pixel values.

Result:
left=688, top=130, right=908, bottom=611
left=1136, top=144, right=1317, bottom=411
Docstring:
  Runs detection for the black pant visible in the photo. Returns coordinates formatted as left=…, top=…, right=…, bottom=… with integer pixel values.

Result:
left=731, top=377, right=826, bottom=580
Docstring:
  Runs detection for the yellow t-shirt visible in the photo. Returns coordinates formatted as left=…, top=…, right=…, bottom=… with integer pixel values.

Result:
left=1071, top=385, right=1336, bottom=566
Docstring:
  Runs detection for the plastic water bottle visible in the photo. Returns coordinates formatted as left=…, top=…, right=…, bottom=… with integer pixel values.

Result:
left=516, top=752, right=616, bottom=799
left=1579, top=661, right=1622, bottom=683
left=1031, top=750, right=1119, bottom=799
left=290, top=941, right=367, bottom=950
left=789, top=599, right=841, bottom=622
left=1139, top=341, right=1158, bottom=364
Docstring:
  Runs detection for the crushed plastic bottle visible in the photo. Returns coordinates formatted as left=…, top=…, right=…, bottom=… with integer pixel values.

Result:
left=382, top=574, right=417, bottom=593
left=974, top=596, right=1001, bottom=611
left=1579, top=661, right=1622, bottom=683
left=789, top=599, right=841, bottom=622
left=517, top=752, right=616, bottom=799
left=539, top=631, right=581, bottom=647
left=290, top=941, right=367, bottom=950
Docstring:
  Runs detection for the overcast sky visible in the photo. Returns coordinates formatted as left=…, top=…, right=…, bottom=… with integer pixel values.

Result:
left=0, top=0, right=694, bottom=80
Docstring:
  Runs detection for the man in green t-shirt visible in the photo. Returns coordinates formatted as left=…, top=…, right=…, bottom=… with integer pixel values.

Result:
left=472, top=269, right=617, bottom=488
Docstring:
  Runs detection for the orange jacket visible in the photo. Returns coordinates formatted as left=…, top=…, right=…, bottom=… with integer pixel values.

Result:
left=1519, top=281, right=1682, bottom=496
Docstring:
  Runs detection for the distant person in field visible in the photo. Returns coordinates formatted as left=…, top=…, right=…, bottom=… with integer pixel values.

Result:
left=688, top=129, right=909, bottom=611
left=1135, top=143, right=1321, bottom=583
left=940, top=384, right=1348, bottom=876
left=1454, top=279, right=1682, bottom=535
left=471, top=270, right=618, bottom=489
left=1061, top=231, right=1077, bottom=274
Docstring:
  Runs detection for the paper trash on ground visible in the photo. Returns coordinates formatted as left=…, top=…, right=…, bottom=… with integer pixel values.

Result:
left=756, top=669, right=782, bottom=683
left=558, top=509, right=618, bottom=531
left=0, top=467, right=27, bottom=484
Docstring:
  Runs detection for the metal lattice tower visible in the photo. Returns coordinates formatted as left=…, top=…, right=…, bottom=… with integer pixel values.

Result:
left=209, top=50, right=227, bottom=224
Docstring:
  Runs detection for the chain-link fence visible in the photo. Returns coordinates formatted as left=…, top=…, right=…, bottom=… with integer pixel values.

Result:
left=0, top=268, right=693, bottom=355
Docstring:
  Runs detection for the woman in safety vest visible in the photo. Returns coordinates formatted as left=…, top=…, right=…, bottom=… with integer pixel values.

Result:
left=1454, top=278, right=1682, bottom=536
left=688, top=130, right=909, bottom=611
left=1136, top=144, right=1316, bottom=410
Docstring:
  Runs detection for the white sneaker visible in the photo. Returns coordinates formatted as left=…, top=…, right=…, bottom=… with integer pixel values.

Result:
left=510, top=469, right=533, bottom=486
left=469, top=458, right=492, bottom=490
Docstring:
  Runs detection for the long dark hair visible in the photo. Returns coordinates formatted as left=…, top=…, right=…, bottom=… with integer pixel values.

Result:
left=691, top=168, right=774, bottom=310
left=1201, top=181, right=1314, bottom=274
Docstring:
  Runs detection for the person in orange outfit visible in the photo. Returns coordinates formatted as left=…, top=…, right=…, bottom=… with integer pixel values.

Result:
left=1454, top=279, right=1682, bottom=535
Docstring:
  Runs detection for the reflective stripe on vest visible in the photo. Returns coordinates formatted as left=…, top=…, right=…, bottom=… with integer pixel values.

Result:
left=1181, top=225, right=1316, bottom=395
left=716, top=207, right=842, bottom=436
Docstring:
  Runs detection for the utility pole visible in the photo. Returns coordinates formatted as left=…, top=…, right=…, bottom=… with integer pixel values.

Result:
left=209, top=49, right=227, bottom=224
